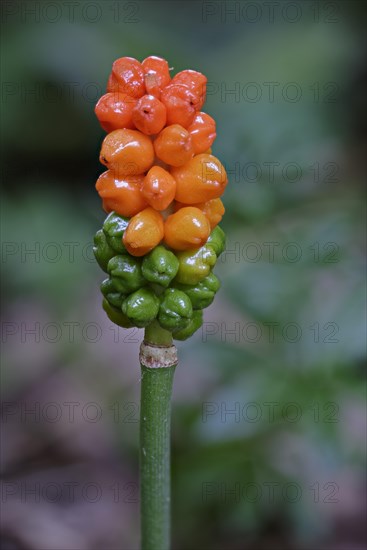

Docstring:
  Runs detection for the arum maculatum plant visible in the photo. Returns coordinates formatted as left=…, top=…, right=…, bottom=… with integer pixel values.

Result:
left=93, top=56, right=228, bottom=550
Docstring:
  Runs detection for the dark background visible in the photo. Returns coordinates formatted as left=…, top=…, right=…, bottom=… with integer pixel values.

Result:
left=1, top=1, right=366, bottom=549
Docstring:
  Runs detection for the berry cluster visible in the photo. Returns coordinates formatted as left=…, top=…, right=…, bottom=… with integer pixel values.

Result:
left=93, top=56, right=227, bottom=339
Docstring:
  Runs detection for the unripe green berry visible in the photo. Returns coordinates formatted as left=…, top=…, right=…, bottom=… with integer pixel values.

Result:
left=122, top=287, right=160, bottom=328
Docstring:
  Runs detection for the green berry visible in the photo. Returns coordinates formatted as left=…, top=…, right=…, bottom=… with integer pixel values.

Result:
left=100, top=278, right=126, bottom=308
left=142, top=245, right=179, bottom=287
left=175, top=272, right=220, bottom=310
left=158, top=288, right=193, bottom=332
left=173, top=310, right=203, bottom=341
left=206, top=225, right=226, bottom=257
left=107, top=254, right=146, bottom=294
left=103, top=211, right=129, bottom=253
left=122, top=287, right=160, bottom=328
left=174, top=245, right=217, bottom=285
left=93, top=229, right=116, bottom=272
left=102, top=298, right=133, bottom=328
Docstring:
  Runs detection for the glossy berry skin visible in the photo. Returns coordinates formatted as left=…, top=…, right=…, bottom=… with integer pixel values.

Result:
left=173, top=309, right=203, bottom=340
left=187, top=112, right=216, bottom=154
left=164, top=207, right=211, bottom=250
left=123, top=207, right=164, bottom=257
left=173, top=197, right=224, bottom=229
left=102, top=298, right=133, bottom=328
left=107, top=57, right=145, bottom=99
left=103, top=212, right=129, bottom=253
left=154, top=124, right=194, bottom=167
left=175, top=272, right=220, bottom=310
left=160, top=83, right=200, bottom=128
left=158, top=288, right=193, bottom=332
left=142, top=166, right=176, bottom=211
left=193, top=198, right=225, bottom=229
left=122, top=288, right=160, bottom=328
left=175, top=245, right=217, bottom=285
left=171, top=70, right=207, bottom=110
left=142, top=245, right=179, bottom=287
left=100, top=129, right=154, bottom=176
left=132, top=94, right=167, bottom=135
left=93, top=229, right=116, bottom=272
left=101, top=277, right=125, bottom=308
left=171, top=153, right=228, bottom=203
left=142, top=56, right=171, bottom=98
left=107, top=254, right=146, bottom=293
left=95, top=93, right=136, bottom=132
left=206, top=225, right=226, bottom=257
left=96, top=171, right=147, bottom=217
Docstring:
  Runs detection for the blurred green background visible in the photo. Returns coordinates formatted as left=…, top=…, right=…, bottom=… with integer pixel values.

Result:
left=1, top=1, right=366, bottom=549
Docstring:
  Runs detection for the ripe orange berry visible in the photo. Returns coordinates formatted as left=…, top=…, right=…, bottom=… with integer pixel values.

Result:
left=154, top=124, right=194, bottom=167
left=187, top=112, right=216, bottom=154
left=171, top=70, right=207, bottom=110
left=96, top=171, right=147, bottom=217
left=194, top=198, right=225, bottom=228
left=95, top=93, right=136, bottom=132
left=142, top=56, right=171, bottom=98
left=171, top=154, right=228, bottom=203
left=161, top=83, right=200, bottom=128
left=132, top=94, right=167, bottom=135
left=142, top=166, right=176, bottom=211
left=123, top=207, right=164, bottom=256
left=174, top=198, right=224, bottom=228
left=107, top=57, right=145, bottom=99
left=164, top=207, right=211, bottom=250
left=100, top=129, right=154, bottom=176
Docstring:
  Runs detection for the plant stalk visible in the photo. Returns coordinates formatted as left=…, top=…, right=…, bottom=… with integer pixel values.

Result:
left=140, top=322, right=177, bottom=550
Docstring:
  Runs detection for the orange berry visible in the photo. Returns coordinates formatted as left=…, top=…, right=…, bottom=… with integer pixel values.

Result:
left=142, top=166, right=176, bottom=211
left=187, top=112, right=216, bottom=154
left=171, top=154, right=228, bottom=203
left=154, top=124, right=194, bottom=167
left=132, top=94, right=167, bottom=135
left=107, top=57, right=145, bottom=99
left=123, top=207, right=164, bottom=256
left=173, top=198, right=224, bottom=228
left=160, top=83, right=200, bottom=128
left=195, top=198, right=225, bottom=229
left=96, top=171, right=147, bottom=217
left=95, top=93, right=136, bottom=132
left=100, top=129, right=154, bottom=176
left=142, top=56, right=171, bottom=98
left=171, top=70, right=207, bottom=110
left=164, top=207, right=211, bottom=250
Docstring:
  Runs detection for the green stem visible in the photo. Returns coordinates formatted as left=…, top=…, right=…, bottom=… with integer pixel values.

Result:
left=140, top=323, right=177, bottom=550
